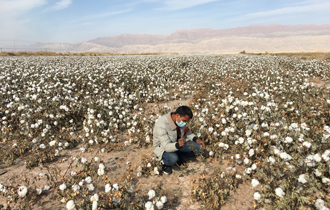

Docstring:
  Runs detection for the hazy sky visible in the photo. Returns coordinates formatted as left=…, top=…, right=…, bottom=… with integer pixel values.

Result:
left=0, top=0, right=330, bottom=45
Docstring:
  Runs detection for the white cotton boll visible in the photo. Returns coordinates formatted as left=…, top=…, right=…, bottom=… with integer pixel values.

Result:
left=59, top=184, right=67, bottom=191
left=156, top=201, right=164, bottom=209
left=113, top=183, right=119, bottom=191
left=146, top=136, right=151, bottom=143
left=239, top=137, right=244, bottom=144
left=209, top=151, right=214, bottom=157
left=148, top=189, right=156, bottom=200
left=79, top=180, right=84, bottom=186
left=145, top=201, right=154, bottom=210
left=105, top=184, right=112, bottom=193
left=245, top=129, right=252, bottom=137
left=80, top=147, right=86, bottom=153
left=254, top=192, right=261, bottom=201
left=251, top=164, right=257, bottom=170
left=81, top=158, right=87, bottom=164
left=43, top=185, right=50, bottom=191
left=147, top=163, right=152, bottom=167
left=268, top=156, right=276, bottom=164
left=87, top=183, right=95, bottom=191
left=66, top=200, right=75, bottom=210
left=89, top=140, right=94, bottom=145
left=98, top=168, right=105, bottom=176
left=36, top=188, right=42, bottom=195
left=72, top=184, right=80, bottom=192
left=249, top=149, right=255, bottom=157
left=314, top=169, right=322, bottom=177
left=49, top=140, right=56, bottom=146
left=92, top=201, right=98, bottom=210
left=251, top=179, right=259, bottom=187
left=314, top=154, right=322, bottom=162
left=315, top=199, right=325, bottom=210
left=284, top=137, right=293, bottom=143
left=322, top=178, right=330, bottom=186
left=64, top=142, right=69, bottom=147
left=90, top=193, right=99, bottom=202
left=85, top=176, right=92, bottom=183
left=39, top=144, right=46, bottom=149
left=298, top=174, right=308, bottom=184
left=273, top=148, right=280, bottom=155
left=244, top=157, right=250, bottom=165
left=101, top=148, right=105, bottom=153
left=275, top=187, right=285, bottom=198
left=161, top=196, right=167, bottom=203
left=94, top=157, right=100, bottom=162
left=235, top=154, right=241, bottom=159
left=280, top=152, right=292, bottom=161
left=302, top=141, right=312, bottom=148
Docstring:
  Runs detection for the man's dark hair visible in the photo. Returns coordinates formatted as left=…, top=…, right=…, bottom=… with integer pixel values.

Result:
left=174, top=106, right=193, bottom=119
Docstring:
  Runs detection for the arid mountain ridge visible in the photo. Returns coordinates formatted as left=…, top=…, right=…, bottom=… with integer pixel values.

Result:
left=36, top=24, right=330, bottom=53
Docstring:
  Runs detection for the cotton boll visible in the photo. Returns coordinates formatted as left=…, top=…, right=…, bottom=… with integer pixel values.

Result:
left=81, top=158, right=87, bottom=164
left=161, top=196, right=167, bottom=203
left=156, top=201, right=164, bottom=209
left=35, top=188, right=42, bottom=195
left=105, top=184, right=111, bottom=193
left=251, top=164, right=257, bottom=170
left=85, top=176, right=92, bottom=183
left=275, top=187, right=285, bottom=198
left=315, top=199, right=325, bottom=210
left=322, top=178, right=330, bottom=186
left=43, top=185, right=50, bottom=191
left=87, top=183, right=95, bottom=191
left=59, top=183, right=67, bottom=191
left=145, top=201, right=154, bottom=210
left=209, top=151, right=214, bottom=157
left=148, top=189, right=156, bottom=200
left=113, top=183, right=119, bottom=191
left=249, top=149, right=255, bottom=157
left=92, top=201, right=98, bottom=210
left=314, top=154, right=322, bottom=162
left=90, top=193, right=99, bottom=202
left=253, top=192, right=261, bottom=201
left=244, top=157, right=250, bottom=165
left=251, top=179, right=259, bottom=187
left=94, top=157, right=100, bottom=162
left=298, top=174, right=308, bottom=184
left=72, top=184, right=80, bottom=192
left=66, top=200, right=75, bottom=210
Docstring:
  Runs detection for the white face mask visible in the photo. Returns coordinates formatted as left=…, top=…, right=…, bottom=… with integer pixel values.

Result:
left=176, top=116, right=186, bottom=127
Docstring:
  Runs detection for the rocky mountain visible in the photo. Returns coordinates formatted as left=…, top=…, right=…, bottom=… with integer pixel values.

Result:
left=30, top=24, right=330, bottom=53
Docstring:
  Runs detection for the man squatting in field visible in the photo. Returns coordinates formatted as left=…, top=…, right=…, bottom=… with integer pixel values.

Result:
left=153, top=106, right=205, bottom=175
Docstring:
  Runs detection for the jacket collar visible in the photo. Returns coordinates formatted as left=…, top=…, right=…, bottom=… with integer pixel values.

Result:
left=166, top=111, right=177, bottom=130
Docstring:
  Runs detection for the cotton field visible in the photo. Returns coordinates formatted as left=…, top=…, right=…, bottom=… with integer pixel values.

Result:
left=0, top=54, right=330, bottom=209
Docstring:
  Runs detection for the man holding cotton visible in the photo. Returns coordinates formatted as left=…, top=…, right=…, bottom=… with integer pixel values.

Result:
left=153, top=106, right=205, bottom=175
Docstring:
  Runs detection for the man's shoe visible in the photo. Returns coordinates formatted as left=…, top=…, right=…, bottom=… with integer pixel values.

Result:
left=162, top=165, right=172, bottom=175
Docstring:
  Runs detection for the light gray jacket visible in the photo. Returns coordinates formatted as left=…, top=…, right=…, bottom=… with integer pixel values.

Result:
left=153, top=111, right=197, bottom=161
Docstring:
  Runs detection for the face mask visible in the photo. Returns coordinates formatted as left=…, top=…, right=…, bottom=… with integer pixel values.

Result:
left=176, top=116, right=186, bottom=127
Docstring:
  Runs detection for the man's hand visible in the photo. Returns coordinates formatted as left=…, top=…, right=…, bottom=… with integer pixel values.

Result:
left=196, top=139, right=205, bottom=147
left=178, top=138, right=185, bottom=147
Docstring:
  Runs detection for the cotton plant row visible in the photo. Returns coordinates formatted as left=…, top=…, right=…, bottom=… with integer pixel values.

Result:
left=1, top=151, right=169, bottom=209
left=0, top=55, right=201, bottom=167
left=185, top=56, right=330, bottom=208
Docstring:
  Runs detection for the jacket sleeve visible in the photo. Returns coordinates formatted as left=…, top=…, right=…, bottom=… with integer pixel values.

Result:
left=184, top=129, right=197, bottom=142
left=155, top=124, right=179, bottom=153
